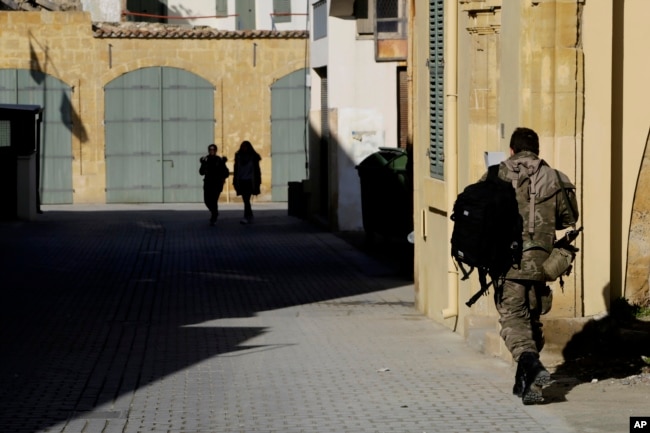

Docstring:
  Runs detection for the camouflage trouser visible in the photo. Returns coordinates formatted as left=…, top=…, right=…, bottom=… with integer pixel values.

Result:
left=494, top=279, right=550, bottom=362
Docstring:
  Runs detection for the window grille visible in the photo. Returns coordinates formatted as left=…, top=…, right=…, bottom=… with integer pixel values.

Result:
left=376, top=0, right=407, bottom=39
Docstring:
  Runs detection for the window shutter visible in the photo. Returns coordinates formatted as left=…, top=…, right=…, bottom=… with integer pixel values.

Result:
left=216, top=0, right=227, bottom=16
left=429, top=0, right=444, bottom=178
left=273, top=0, right=291, bottom=24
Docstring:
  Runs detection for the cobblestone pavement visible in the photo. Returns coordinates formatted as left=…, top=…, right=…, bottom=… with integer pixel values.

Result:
left=0, top=204, right=646, bottom=433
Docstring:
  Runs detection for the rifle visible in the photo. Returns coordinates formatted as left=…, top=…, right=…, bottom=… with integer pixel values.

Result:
left=465, top=269, right=500, bottom=307
left=554, top=227, right=582, bottom=250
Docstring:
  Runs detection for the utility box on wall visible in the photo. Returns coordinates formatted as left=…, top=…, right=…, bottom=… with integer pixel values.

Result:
left=0, top=104, right=43, bottom=220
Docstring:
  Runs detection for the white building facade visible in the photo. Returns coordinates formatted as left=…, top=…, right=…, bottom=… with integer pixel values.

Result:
left=308, top=0, right=408, bottom=232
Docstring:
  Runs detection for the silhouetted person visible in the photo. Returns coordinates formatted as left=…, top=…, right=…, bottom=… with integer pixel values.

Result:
left=199, top=144, right=229, bottom=226
left=233, top=140, right=261, bottom=224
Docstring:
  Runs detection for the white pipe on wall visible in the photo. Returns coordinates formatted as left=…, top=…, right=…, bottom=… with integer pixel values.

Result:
left=441, top=1, right=459, bottom=319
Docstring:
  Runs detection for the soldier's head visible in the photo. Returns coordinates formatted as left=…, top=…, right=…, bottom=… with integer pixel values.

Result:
left=509, top=127, right=539, bottom=155
left=208, top=144, right=217, bottom=154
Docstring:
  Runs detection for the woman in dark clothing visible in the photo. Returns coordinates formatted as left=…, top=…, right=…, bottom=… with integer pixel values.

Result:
left=233, top=140, right=261, bottom=224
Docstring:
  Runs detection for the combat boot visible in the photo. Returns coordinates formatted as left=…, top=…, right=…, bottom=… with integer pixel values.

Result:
left=518, top=351, right=553, bottom=405
left=512, top=361, right=525, bottom=397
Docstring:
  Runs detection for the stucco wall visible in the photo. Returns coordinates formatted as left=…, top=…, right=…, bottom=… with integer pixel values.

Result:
left=581, top=0, right=613, bottom=313
left=0, top=11, right=308, bottom=204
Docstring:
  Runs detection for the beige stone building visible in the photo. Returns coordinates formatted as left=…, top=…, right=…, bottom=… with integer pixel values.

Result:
left=0, top=11, right=308, bottom=205
left=410, top=0, right=650, bottom=360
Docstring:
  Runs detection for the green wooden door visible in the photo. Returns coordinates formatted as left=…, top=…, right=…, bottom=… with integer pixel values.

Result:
left=105, top=67, right=163, bottom=203
left=0, top=69, right=73, bottom=204
left=161, top=68, right=214, bottom=203
left=236, top=0, right=256, bottom=30
left=105, top=67, right=214, bottom=203
left=270, top=69, right=309, bottom=201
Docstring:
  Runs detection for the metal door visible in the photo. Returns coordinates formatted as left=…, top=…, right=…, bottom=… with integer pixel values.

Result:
left=0, top=69, right=73, bottom=204
left=104, top=67, right=214, bottom=203
left=270, top=69, right=309, bottom=201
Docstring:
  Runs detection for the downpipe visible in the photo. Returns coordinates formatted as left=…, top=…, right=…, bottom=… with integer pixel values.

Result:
left=441, top=1, right=459, bottom=319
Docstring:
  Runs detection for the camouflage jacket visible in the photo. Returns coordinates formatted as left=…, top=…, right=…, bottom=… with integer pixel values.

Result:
left=488, top=152, right=579, bottom=280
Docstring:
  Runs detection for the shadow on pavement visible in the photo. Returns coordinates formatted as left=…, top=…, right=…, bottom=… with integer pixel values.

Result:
left=544, top=299, right=650, bottom=404
left=334, top=230, right=414, bottom=280
left=0, top=208, right=411, bottom=432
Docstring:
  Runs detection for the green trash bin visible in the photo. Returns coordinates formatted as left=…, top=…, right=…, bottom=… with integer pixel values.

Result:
left=356, top=147, right=412, bottom=238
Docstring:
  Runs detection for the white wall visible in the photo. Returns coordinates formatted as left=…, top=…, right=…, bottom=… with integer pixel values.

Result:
left=164, top=0, right=308, bottom=31
left=325, top=13, right=400, bottom=231
left=336, top=108, right=385, bottom=231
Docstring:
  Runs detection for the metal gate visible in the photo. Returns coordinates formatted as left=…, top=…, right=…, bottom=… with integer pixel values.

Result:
left=270, top=68, right=309, bottom=201
left=104, top=67, right=214, bottom=203
left=0, top=69, right=73, bottom=204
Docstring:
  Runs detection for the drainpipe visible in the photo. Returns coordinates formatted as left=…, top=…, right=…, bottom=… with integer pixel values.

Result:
left=441, top=1, right=459, bottom=319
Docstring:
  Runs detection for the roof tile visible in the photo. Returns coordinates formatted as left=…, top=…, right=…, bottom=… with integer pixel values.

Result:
left=92, top=23, right=309, bottom=39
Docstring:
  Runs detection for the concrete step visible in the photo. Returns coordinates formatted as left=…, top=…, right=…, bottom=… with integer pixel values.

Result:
left=463, top=314, right=596, bottom=368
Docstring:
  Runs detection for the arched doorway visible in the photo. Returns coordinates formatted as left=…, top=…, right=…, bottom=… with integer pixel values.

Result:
left=104, top=67, right=215, bottom=203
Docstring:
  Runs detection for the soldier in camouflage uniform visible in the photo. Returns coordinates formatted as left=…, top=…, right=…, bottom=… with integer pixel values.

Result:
left=493, top=127, right=579, bottom=405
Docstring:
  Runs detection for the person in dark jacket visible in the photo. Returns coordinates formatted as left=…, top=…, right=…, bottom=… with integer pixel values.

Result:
left=233, top=140, right=261, bottom=224
left=199, top=144, right=229, bottom=226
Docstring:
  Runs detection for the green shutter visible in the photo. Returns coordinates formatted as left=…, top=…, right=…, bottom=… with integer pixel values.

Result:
left=236, top=0, right=256, bottom=30
left=429, top=0, right=444, bottom=179
left=216, top=0, right=227, bottom=16
left=273, top=0, right=291, bottom=24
